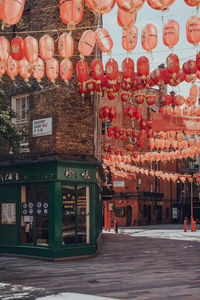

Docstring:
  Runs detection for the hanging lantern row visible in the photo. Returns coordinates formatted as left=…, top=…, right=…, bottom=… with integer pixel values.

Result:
left=0, top=34, right=74, bottom=63
left=103, top=143, right=199, bottom=165
left=0, top=0, right=199, bottom=30
left=1, top=34, right=200, bottom=90
left=103, top=157, right=198, bottom=183
left=76, top=52, right=200, bottom=98
left=59, top=0, right=200, bottom=29
left=99, top=106, right=117, bottom=121
left=78, top=16, right=200, bottom=55
left=0, top=55, right=73, bottom=84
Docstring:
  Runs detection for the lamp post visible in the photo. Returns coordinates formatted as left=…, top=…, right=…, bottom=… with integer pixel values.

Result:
left=188, top=177, right=194, bottom=231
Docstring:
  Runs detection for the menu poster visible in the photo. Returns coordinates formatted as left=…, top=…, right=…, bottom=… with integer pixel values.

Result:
left=1, top=203, right=16, bottom=225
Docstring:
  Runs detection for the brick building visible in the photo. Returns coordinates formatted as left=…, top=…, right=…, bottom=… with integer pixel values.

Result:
left=102, top=86, right=183, bottom=227
left=0, top=1, right=104, bottom=259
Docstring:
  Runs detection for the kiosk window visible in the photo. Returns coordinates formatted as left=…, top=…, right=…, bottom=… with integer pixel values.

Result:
left=21, top=184, right=48, bottom=246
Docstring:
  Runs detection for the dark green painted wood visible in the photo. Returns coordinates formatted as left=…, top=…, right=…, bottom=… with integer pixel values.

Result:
left=0, top=160, right=104, bottom=259
left=0, top=184, right=18, bottom=245
left=49, top=182, right=62, bottom=249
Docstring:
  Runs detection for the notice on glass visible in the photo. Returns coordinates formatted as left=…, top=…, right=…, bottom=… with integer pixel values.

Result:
left=1, top=203, right=16, bottom=225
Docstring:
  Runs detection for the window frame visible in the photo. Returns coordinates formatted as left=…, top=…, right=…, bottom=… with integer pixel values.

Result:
left=11, top=94, right=30, bottom=153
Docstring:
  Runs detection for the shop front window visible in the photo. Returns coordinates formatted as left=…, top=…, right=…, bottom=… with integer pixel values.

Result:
left=21, top=184, right=48, bottom=246
left=62, top=185, right=90, bottom=245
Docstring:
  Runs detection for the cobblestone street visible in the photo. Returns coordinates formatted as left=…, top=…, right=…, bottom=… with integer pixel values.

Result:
left=0, top=225, right=200, bottom=300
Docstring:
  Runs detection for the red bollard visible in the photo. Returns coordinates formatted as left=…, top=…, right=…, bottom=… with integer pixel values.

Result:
left=191, top=217, right=194, bottom=232
left=184, top=220, right=187, bottom=232
left=114, top=220, right=117, bottom=232
left=193, top=221, right=196, bottom=232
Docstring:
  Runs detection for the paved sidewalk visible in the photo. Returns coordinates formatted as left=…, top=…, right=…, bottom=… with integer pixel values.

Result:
left=0, top=224, right=200, bottom=299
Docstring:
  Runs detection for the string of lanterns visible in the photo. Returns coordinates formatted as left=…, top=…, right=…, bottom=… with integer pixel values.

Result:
left=103, top=157, right=200, bottom=183
left=1, top=1, right=199, bottom=29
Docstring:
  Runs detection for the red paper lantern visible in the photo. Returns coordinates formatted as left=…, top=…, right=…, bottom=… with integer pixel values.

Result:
left=166, top=54, right=180, bottom=75
left=132, top=129, right=139, bottom=138
left=121, top=91, right=131, bottom=103
left=95, top=28, right=113, bottom=53
left=60, top=59, right=73, bottom=84
left=76, top=60, right=89, bottom=83
left=185, top=73, right=197, bottom=83
left=122, top=26, right=138, bottom=52
left=90, top=59, right=104, bottom=81
left=165, top=106, right=173, bottom=115
left=183, top=106, right=192, bottom=116
left=109, top=106, right=117, bottom=121
left=107, top=127, right=114, bottom=137
left=196, top=51, right=200, bottom=71
left=163, top=20, right=179, bottom=48
left=32, top=58, right=45, bottom=82
left=122, top=57, right=135, bottom=82
left=86, top=79, right=96, bottom=95
left=0, top=36, right=10, bottom=62
left=121, top=80, right=131, bottom=91
left=173, top=106, right=182, bottom=115
left=189, top=84, right=198, bottom=98
left=140, top=118, right=147, bottom=130
left=105, top=59, right=119, bottom=82
left=59, top=0, right=84, bottom=28
left=11, top=36, right=24, bottom=61
left=24, top=36, right=38, bottom=63
left=186, top=16, right=200, bottom=45
left=160, top=95, right=173, bottom=105
left=39, top=35, right=54, bottom=61
left=147, top=128, right=154, bottom=138
left=141, top=24, right=157, bottom=52
left=107, top=91, right=116, bottom=100
left=137, top=56, right=150, bottom=78
left=173, top=95, right=185, bottom=106
left=190, top=105, right=198, bottom=116
left=0, top=0, right=25, bottom=27
left=116, top=0, right=145, bottom=13
left=58, top=32, right=74, bottom=58
left=134, top=92, right=145, bottom=104
left=18, top=58, right=32, bottom=82
left=117, top=7, right=136, bottom=28
left=185, top=96, right=196, bottom=106
left=46, top=58, right=59, bottom=83
left=127, top=106, right=136, bottom=118
left=182, top=60, right=197, bottom=74
left=126, top=129, right=132, bottom=137
left=78, top=30, right=96, bottom=57
left=85, top=0, right=115, bottom=15
left=6, top=56, right=18, bottom=79
left=147, top=0, right=175, bottom=10
left=184, top=0, right=200, bottom=7
left=78, top=83, right=87, bottom=97
left=0, top=62, right=5, bottom=78
left=146, top=94, right=156, bottom=106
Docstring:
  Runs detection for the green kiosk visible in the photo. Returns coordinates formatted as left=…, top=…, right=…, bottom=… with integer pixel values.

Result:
left=0, top=159, right=104, bottom=260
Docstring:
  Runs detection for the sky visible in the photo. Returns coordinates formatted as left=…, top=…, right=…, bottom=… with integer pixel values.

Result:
left=102, top=1, right=200, bottom=98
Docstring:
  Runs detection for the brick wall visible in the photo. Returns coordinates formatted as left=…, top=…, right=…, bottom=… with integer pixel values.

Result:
left=0, top=1, right=102, bottom=163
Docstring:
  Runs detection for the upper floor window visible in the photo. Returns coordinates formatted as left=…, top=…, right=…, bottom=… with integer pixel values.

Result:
left=11, top=95, right=30, bottom=153
left=12, top=95, right=29, bottom=124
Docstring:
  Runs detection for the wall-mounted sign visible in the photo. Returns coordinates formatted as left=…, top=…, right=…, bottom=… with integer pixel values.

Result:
left=113, top=181, right=125, bottom=188
left=33, top=117, right=52, bottom=137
